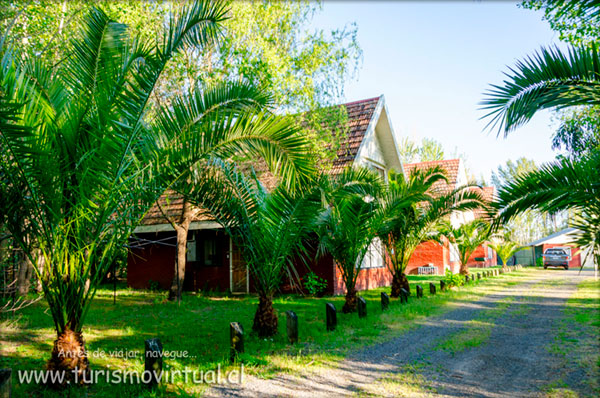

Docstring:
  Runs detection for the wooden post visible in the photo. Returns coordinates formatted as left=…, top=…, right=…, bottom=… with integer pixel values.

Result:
left=381, top=292, right=390, bottom=310
left=286, top=311, right=298, bottom=344
left=429, top=283, right=436, bottom=295
left=230, top=322, right=244, bottom=362
left=144, top=338, right=163, bottom=388
left=400, top=288, right=409, bottom=304
left=416, top=285, right=423, bottom=298
left=326, top=303, right=337, bottom=331
left=0, top=369, right=11, bottom=398
left=465, top=275, right=470, bottom=283
left=358, top=297, right=367, bottom=318
left=440, top=280, right=446, bottom=291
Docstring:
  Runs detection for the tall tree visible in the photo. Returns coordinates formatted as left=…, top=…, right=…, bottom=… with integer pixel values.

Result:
left=398, top=137, right=445, bottom=164
left=376, top=168, right=483, bottom=297
left=0, top=1, right=313, bottom=383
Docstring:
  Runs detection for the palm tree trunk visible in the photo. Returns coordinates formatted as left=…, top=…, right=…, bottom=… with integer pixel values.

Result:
left=253, top=294, right=278, bottom=337
left=46, top=328, right=89, bottom=387
left=459, top=263, right=469, bottom=275
left=16, top=252, right=31, bottom=297
left=342, top=287, right=358, bottom=313
left=391, top=272, right=410, bottom=297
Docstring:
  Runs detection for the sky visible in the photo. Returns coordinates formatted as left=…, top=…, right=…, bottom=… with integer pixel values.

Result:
left=310, top=0, right=567, bottom=183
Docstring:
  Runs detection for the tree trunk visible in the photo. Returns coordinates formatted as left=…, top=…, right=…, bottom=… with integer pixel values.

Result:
left=459, top=263, right=469, bottom=275
left=46, top=328, right=89, bottom=387
left=35, top=251, right=45, bottom=293
left=390, top=272, right=410, bottom=298
left=342, top=288, right=358, bottom=313
left=16, top=252, right=31, bottom=297
left=168, top=201, right=193, bottom=302
left=252, top=295, right=278, bottom=337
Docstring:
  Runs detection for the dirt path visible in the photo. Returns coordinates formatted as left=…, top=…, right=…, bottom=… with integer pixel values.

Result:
left=206, top=269, right=596, bottom=398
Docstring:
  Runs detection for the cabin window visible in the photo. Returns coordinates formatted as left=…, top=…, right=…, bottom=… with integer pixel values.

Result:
left=196, top=230, right=225, bottom=267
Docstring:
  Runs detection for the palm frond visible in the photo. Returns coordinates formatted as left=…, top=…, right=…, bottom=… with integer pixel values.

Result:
left=481, top=45, right=600, bottom=136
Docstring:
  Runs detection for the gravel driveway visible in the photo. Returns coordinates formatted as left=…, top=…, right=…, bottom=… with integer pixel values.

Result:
left=206, top=269, right=597, bottom=398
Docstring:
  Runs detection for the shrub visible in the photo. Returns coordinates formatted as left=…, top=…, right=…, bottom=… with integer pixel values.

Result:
left=445, top=269, right=464, bottom=287
left=303, top=272, right=328, bottom=296
left=536, top=257, right=544, bottom=267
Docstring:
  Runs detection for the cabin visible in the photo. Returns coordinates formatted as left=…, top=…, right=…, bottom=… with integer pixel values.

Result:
left=127, top=95, right=404, bottom=294
left=401, top=159, right=497, bottom=275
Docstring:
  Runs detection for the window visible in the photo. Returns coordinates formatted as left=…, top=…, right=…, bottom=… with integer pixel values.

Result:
left=188, top=230, right=225, bottom=267
left=450, top=243, right=459, bottom=262
left=186, top=237, right=197, bottom=262
left=361, top=238, right=384, bottom=269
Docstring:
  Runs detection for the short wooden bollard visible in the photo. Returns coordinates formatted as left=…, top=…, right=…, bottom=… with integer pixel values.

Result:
left=230, top=322, right=244, bottom=362
left=400, top=288, right=409, bottom=304
left=465, top=275, right=470, bottom=283
left=144, top=338, right=163, bottom=387
left=381, top=292, right=390, bottom=310
left=286, top=311, right=298, bottom=344
left=358, top=297, right=367, bottom=318
left=429, top=283, right=436, bottom=295
left=477, top=273, right=481, bottom=280
left=416, top=285, right=423, bottom=298
left=0, top=369, right=11, bottom=398
left=440, top=280, right=446, bottom=291
left=326, top=303, right=337, bottom=331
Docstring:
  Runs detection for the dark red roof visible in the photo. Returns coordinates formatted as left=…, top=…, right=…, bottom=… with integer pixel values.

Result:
left=402, top=159, right=462, bottom=197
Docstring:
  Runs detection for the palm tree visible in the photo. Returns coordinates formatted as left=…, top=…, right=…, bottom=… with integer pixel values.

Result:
left=437, top=220, right=491, bottom=275
left=481, top=11, right=600, bottom=270
left=376, top=167, right=484, bottom=297
left=488, top=240, right=521, bottom=269
left=188, top=161, right=319, bottom=337
left=316, top=168, right=383, bottom=313
left=0, top=2, right=313, bottom=382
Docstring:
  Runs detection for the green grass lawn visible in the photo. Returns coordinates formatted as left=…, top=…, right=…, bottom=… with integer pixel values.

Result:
left=1, top=266, right=521, bottom=398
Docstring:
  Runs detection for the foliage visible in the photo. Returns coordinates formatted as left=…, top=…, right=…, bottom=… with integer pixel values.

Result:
left=520, top=1, right=600, bottom=160
left=536, top=256, right=544, bottom=267
left=185, top=160, right=320, bottom=335
left=0, top=0, right=361, bottom=165
left=488, top=241, right=521, bottom=267
left=303, top=272, right=328, bottom=296
left=316, top=167, right=384, bottom=312
left=0, top=0, right=313, bottom=365
left=444, top=269, right=464, bottom=287
left=481, top=44, right=600, bottom=136
left=494, top=152, right=600, bottom=270
left=375, top=167, right=484, bottom=295
left=398, top=137, right=446, bottom=164
left=491, top=158, right=567, bottom=244
left=437, top=220, right=491, bottom=275
left=551, top=105, right=600, bottom=157
left=520, top=0, right=600, bottom=47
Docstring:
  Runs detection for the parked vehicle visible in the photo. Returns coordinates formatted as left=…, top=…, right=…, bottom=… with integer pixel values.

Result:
left=543, top=248, right=571, bottom=270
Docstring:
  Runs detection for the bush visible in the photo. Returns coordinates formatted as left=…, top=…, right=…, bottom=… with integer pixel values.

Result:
left=536, top=257, right=544, bottom=267
left=303, top=272, right=328, bottom=296
left=444, top=269, right=464, bottom=287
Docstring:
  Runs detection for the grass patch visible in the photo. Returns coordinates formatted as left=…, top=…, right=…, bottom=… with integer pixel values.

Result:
left=0, top=267, right=529, bottom=397
left=354, top=364, right=436, bottom=398
left=543, top=278, right=600, bottom=398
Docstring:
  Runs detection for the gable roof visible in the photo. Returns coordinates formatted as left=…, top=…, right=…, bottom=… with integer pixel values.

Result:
left=527, top=228, right=580, bottom=247
left=137, top=96, right=392, bottom=231
left=402, top=159, right=462, bottom=197
left=471, top=186, right=495, bottom=219
left=331, top=97, right=381, bottom=173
